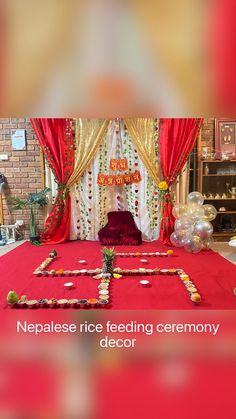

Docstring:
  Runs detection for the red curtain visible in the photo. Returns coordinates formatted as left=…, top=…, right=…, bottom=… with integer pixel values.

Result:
left=159, top=118, right=203, bottom=245
left=31, top=118, right=75, bottom=244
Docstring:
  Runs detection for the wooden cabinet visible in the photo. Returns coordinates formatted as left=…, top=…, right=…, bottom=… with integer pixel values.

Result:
left=198, top=160, right=236, bottom=240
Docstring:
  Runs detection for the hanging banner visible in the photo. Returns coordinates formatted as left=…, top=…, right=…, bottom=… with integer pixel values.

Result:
left=110, top=159, right=128, bottom=171
left=97, top=170, right=141, bottom=186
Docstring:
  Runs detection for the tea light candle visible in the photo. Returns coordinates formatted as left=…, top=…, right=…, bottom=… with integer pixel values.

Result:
left=140, top=279, right=150, bottom=287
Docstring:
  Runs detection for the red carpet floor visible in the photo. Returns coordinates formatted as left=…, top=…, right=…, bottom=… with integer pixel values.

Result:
left=1, top=240, right=236, bottom=310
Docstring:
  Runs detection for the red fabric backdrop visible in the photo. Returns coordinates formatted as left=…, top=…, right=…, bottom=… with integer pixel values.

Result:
left=159, top=118, right=203, bottom=245
left=31, top=118, right=75, bottom=244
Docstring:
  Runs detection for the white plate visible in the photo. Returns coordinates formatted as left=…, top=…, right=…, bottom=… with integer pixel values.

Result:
left=80, top=269, right=87, bottom=274
left=140, top=259, right=148, bottom=263
left=78, top=260, right=87, bottom=264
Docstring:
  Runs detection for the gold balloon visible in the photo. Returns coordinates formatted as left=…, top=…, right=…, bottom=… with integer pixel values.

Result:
left=203, top=204, right=217, bottom=222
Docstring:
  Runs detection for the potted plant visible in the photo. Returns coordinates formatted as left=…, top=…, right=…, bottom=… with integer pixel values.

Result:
left=9, top=188, right=50, bottom=243
left=102, top=247, right=116, bottom=274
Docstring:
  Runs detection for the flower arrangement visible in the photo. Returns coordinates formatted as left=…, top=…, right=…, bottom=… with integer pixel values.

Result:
left=158, top=181, right=169, bottom=191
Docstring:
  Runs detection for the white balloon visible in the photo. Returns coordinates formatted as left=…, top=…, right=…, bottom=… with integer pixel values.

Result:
left=187, top=191, right=204, bottom=206
left=170, top=232, right=186, bottom=247
left=184, top=235, right=203, bottom=254
left=172, top=204, right=188, bottom=219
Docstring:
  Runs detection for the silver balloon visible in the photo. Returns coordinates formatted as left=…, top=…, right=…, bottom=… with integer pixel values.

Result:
left=194, top=220, right=213, bottom=239
left=187, top=191, right=204, bottom=206
left=203, top=204, right=217, bottom=221
left=202, top=237, right=214, bottom=250
left=170, top=231, right=186, bottom=247
left=172, top=204, right=188, bottom=219
left=184, top=235, right=203, bottom=253
left=187, top=204, right=205, bottom=221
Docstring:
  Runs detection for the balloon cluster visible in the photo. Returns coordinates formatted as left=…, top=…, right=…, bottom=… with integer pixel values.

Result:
left=170, top=192, right=217, bottom=253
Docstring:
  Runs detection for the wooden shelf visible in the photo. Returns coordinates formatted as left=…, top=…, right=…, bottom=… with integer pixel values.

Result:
left=203, top=174, right=236, bottom=176
left=204, top=199, right=236, bottom=202
left=201, top=160, right=236, bottom=163
left=217, top=211, right=236, bottom=214
left=213, top=232, right=235, bottom=236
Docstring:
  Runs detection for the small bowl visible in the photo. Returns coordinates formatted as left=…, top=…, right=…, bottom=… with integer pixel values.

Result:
left=48, top=299, right=58, bottom=308
left=64, top=282, right=74, bottom=290
left=73, top=270, right=81, bottom=276
left=140, top=279, right=150, bottom=288
left=146, top=269, right=153, bottom=275
left=160, top=269, right=169, bottom=275
left=17, top=301, right=27, bottom=308
left=99, top=294, right=110, bottom=301
left=38, top=298, right=48, bottom=308
left=63, top=270, right=71, bottom=276
left=58, top=299, right=68, bottom=308
left=98, top=299, right=109, bottom=306
left=27, top=300, right=38, bottom=309
left=187, top=287, right=198, bottom=294
left=99, top=290, right=109, bottom=296
left=34, top=271, right=42, bottom=277
left=87, top=298, right=98, bottom=307
left=98, top=284, right=109, bottom=290
left=68, top=299, right=79, bottom=308
left=78, top=260, right=87, bottom=264
left=80, top=269, right=88, bottom=274
left=78, top=299, right=88, bottom=308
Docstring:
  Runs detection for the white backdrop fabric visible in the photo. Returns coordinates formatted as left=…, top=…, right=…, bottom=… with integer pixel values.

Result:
left=70, top=120, right=161, bottom=241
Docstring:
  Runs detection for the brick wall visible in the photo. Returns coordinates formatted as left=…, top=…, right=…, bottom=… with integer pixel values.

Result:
left=0, top=118, right=45, bottom=238
left=201, top=118, right=215, bottom=152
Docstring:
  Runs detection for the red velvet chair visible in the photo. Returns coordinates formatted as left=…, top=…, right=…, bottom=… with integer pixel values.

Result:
left=98, top=211, right=142, bottom=245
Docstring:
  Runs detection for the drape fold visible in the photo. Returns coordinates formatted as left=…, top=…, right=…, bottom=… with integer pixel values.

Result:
left=159, top=118, right=203, bottom=245
left=67, top=119, right=110, bottom=188
left=125, top=118, right=160, bottom=186
left=31, top=118, right=75, bottom=244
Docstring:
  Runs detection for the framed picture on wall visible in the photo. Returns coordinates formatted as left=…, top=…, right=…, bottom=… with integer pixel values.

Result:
left=215, top=119, right=236, bottom=159
left=11, top=129, right=26, bottom=150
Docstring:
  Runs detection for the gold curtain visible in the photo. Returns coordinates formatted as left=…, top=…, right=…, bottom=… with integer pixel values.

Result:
left=67, top=119, right=110, bottom=188
left=125, top=118, right=160, bottom=185
left=174, top=161, right=190, bottom=204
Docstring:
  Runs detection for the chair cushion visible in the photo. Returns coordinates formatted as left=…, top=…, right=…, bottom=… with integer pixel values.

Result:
left=98, top=211, right=142, bottom=245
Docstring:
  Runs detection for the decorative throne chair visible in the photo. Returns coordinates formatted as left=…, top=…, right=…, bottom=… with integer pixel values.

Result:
left=98, top=211, right=142, bottom=245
